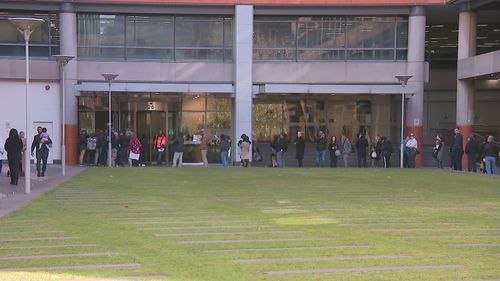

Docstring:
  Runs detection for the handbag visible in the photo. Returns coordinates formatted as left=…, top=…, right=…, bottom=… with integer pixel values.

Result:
left=371, top=150, right=377, bottom=159
left=335, top=150, right=341, bottom=157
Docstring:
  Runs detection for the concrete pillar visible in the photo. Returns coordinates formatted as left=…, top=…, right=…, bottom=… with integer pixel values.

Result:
left=59, top=3, right=79, bottom=165
left=233, top=5, right=253, bottom=164
left=406, top=6, right=426, bottom=167
left=456, top=8, right=476, bottom=170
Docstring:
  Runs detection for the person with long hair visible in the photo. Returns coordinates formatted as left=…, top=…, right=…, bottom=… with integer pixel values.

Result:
left=4, top=128, right=22, bottom=185
left=328, top=135, right=339, bottom=168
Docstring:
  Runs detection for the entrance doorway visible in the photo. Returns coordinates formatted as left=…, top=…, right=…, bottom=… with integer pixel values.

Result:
left=136, top=111, right=167, bottom=164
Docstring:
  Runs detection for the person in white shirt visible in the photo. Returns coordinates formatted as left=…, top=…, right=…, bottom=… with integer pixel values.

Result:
left=405, top=133, right=418, bottom=168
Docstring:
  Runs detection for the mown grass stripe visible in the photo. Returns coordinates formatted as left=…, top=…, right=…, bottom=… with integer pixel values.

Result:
left=120, top=220, right=250, bottom=225
left=448, top=244, right=500, bottom=247
left=234, top=255, right=412, bottom=263
left=0, top=230, right=65, bottom=235
left=204, top=245, right=370, bottom=253
left=0, top=236, right=79, bottom=242
left=266, top=265, right=465, bottom=275
left=0, top=244, right=97, bottom=250
left=138, top=225, right=274, bottom=231
left=409, top=236, right=500, bottom=239
left=60, top=276, right=168, bottom=281
left=154, top=231, right=303, bottom=237
left=340, top=222, right=461, bottom=226
left=177, top=238, right=332, bottom=244
left=372, top=228, right=500, bottom=232
left=0, top=252, right=116, bottom=260
left=0, top=263, right=141, bottom=272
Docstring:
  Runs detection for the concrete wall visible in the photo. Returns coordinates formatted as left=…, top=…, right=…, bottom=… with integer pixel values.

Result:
left=0, top=81, right=61, bottom=163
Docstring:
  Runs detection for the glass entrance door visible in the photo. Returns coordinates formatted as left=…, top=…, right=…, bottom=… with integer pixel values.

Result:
left=136, top=111, right=167, bottom=164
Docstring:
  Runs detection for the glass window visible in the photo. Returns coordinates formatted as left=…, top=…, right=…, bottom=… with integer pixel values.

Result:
left=396, top=21, right=408, bottom=48
left=126, top=15, right=174, bottom=59
left=347, top=49, right=394, bottom=60
left=175, top=16, right=227, bottom=60
left=0, top=13, right=58, bottom=57
left=345, top=21, right=395, bottom=49
left=297, top=17, right=345, bottom=49
left=254, top=18, right=296, bottom=61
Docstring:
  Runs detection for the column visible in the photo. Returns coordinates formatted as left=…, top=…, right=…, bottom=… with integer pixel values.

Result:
left=456, top=8, right=476, bottom=170
left=59, top=2, right=79, bottom=165
left=406, top=6, right=426, bottom=167
left=233, top=5, right=254, bottom=164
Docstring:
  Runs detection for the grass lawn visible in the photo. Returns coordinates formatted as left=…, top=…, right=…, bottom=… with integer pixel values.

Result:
left=0, top=168, right=499, bottom=281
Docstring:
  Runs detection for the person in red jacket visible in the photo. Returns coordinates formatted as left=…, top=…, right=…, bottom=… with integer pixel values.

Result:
left=154, top=130, right=167, bottom=166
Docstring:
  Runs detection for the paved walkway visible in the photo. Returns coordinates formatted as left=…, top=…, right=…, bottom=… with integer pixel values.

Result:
left=0, top=164, right=84, bottom=218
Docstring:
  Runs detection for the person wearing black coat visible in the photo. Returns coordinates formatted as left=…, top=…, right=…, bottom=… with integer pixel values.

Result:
left=295, top=131, right=305, bottom=167
left=5, top=128, right=23, bottom=185
left=355, top=133, right=368, bottom=168
left=380, top=136, right=393, bottom=168
left=451, top=127, right=464, bottom=171
left=465, top=135, right=480, bottom=172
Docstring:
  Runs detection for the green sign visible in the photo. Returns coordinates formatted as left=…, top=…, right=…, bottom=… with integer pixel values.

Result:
left=168, top=128, right=174, bottom=136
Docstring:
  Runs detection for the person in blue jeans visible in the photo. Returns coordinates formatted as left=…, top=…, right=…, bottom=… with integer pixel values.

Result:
left=482, top=135, right=499, bottom=175
left=315, top=130, right=327, bottom=167
left=219, top=134, right=231, bottom=168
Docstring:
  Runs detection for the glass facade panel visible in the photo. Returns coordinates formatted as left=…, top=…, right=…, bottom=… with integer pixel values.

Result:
left=345, top=21, right=395, bottom=49
left=77, top=14, right=232, bottom=61
left=254, top=15, right=406, bottom=61
left=0, top=12, right=59, bottom=57
left=297, top=17, right=345, bottom=49
left=347, top=49, right=394, bottom=60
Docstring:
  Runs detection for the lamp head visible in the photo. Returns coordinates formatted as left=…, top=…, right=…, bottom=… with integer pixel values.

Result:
left=8, top=18, right=45, bottom=40
left=52, top=55, right=74, bottom=64
left=395, top=75, right=413, bottom=86
left=101, top=73, right=119, bottom=82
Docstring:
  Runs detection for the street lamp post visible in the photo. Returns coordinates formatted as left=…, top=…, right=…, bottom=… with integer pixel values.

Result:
left=52, top=55, right=74, bottom=177
left=101, top=73, right=119, bottom=167
left=9, top=17, right=45, bottom=194
left=395, top=75, right=412, bottom=169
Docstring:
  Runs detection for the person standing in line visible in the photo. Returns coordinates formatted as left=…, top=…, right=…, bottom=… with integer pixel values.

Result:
left=276, top=132, right=288, bottom=168
left=451, top=127, right=464, bottom=171
left=128, top=132, right=141, bottom=167
left=238, top=134, right=251, bottom=167
left=380, top=136, right=393, bottom=168
left=0, top=131, right=5, bottom=175
left=355, top=133, right=368, bottom=168
left=219, top=134, right=231, bottom=168
left=295, top=131, right=305, bottom=167
left=465, top=135, right=480, bottom=172
left=172, top=131, right=185, bottom=167
left=402, top=136, right=410, bottom=168
left=93, top=129, right=104, bottom=166
left=482, top=135, right=499, bottom=175
left=200, top=128, right=210, bottom=167
left=340, top=133, right=352, bottom=168
left=328, top=135, right=339, bottom=168
left=432, top=135, right=445, bottom=169
left=269, top=135, right=279, bottom=167
left=371, top=135, right=382, bottom=168
left=18, top=131, right=27, bottom=177
left=30, top=126, right=43, bottom=173
left=154, top=130, right=167, bottom=166
left=5, top=128, right=22, bottom=185
left=111, top=131, right=119, bottom=167
left=406, top=133, right=418, bottom=168
left=78, top=129, right=88, bottom=166
left=315, top=130, right=327, bottom=167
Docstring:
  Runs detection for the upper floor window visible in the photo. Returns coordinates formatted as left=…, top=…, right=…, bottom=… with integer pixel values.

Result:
left=254, top=15, right=408, bottom=61
left=77, top=14, right=233, bottom=61
left=0, top=12, right=59, bottom=57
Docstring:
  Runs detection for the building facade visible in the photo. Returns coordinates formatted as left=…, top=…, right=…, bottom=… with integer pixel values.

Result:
left=0, top=0, right=499, bottom=167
